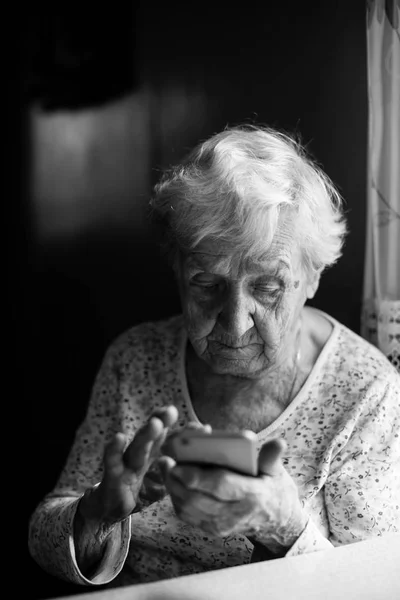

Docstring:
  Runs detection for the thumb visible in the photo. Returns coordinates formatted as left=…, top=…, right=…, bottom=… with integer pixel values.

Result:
left=157, top=455, right=176, bottom=482
left=258, top=438, right=286, bottom=476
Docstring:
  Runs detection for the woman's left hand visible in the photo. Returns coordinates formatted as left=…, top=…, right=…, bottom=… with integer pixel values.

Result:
left=159, top=438, right=308, bottom=552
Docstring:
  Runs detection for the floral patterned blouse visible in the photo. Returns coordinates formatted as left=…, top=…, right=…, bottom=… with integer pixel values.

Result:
left=28, top=310, right=400, bottom=588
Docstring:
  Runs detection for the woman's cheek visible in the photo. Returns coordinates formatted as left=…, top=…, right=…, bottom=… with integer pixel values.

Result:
left=277, top=304, right=297, bottom=342
left=191, top=290, right=221, bottom=320
left=185, top=298, right=217, bottom=340
left=255, top=299, right=292, bottom=349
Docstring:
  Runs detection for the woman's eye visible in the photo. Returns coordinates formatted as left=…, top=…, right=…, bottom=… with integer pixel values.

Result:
left=190, top=276, right=220, bottom=289
left=193, top=282, right=218, bottom=289
left=255, top=286, right=281, bottom=297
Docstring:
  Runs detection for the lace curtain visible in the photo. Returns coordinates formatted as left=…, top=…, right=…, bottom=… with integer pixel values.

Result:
left=362, top=1, right=400, bottom=372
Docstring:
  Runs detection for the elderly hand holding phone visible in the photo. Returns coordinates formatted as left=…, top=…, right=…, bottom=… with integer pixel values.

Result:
left=160, top=423, right=308, bottom=553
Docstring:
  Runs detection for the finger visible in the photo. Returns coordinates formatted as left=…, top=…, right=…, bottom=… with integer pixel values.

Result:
left=185, top=421, right=213, bottom=433
left=258, top=438, right=286, bottom=476
left=157, top=455, right=176, bottom=481
left=170, top=464, right=248, bottom=502
left=164, top=467, right=198, bottom=504
left=162, top=421, right=212, bottom=457
left=151, top=405, right=179, bottom=428
left=103, top=432, right=127, bottom=477
left=123, top=417, right=165, bottom=472
left=166, top=476, right=227, bottom=520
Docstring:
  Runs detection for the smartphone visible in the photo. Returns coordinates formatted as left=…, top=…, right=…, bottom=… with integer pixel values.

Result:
left=167, top=429, right=259, bottom=476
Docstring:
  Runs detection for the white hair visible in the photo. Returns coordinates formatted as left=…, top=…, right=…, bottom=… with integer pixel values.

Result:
left=149, top=124, right=347, bottom=275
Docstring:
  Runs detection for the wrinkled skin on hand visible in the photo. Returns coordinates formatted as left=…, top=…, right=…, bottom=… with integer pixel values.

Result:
left=159, top=438, right=308, bottom=552
left=138, top=421, right=212, bottom=508
left=74, top=405, right=181, bottom=574
left=88, top=405, right=179, bottom=524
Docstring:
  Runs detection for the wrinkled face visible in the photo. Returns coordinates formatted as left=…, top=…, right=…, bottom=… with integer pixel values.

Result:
left=177, top=222, right=317, bottom=378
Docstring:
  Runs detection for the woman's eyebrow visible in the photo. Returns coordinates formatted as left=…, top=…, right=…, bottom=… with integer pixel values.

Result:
left=247, top=258, right=291, bottom=275
left=188, top=252, right=291, bottom=267
left=186, top=257, right=291, bottom=281
left=186, top=253, right=229, bottom=270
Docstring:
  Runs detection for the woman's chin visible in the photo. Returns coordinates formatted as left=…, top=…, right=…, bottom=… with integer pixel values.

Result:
left=206, top=354, right=269, bottom=378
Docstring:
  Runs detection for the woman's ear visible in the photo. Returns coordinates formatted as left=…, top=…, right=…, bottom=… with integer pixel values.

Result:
left=305, top=270, right=321, bottom=300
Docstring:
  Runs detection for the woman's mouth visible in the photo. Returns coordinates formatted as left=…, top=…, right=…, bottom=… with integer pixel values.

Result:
left=208, top=341, right=258, bottom=358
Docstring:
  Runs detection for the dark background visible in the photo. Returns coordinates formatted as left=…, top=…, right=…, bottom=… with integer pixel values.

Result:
left=14, top=2, right=368, bottom=598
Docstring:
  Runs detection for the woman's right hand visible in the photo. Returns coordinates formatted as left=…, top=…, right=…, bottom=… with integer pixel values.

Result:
left=79, top=405, right=179, bottom=526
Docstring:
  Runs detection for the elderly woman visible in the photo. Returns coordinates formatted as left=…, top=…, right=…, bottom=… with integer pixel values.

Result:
left=28, top=124, right=400, bottom=588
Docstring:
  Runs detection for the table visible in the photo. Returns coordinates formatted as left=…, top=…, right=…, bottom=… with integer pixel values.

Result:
left=53, top=533, right=400, bottom=600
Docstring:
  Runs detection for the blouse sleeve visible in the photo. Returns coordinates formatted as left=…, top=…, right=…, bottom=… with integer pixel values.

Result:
left=285, top=376, right=399, bottom=557
left=323, top=378, right=400, bottom=545
left=28, top=339, right=134, bottom=586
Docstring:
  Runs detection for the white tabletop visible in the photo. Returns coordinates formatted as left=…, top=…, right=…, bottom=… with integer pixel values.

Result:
left=54, top=533, right=400, bottom=600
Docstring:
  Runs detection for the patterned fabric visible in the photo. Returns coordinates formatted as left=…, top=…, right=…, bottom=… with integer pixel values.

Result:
left=28, top=311, right=400, bottom=588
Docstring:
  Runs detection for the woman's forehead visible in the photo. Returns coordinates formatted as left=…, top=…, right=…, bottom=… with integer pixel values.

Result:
left=185, top=237, right=299, bottom=276
left=187, top=215, right=298, bottom=262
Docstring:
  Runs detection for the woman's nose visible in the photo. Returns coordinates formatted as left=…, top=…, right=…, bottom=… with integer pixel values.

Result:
left=217, top=291, right=254, bottom=340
